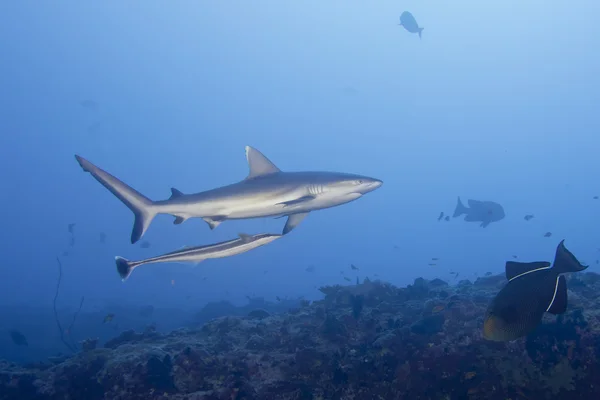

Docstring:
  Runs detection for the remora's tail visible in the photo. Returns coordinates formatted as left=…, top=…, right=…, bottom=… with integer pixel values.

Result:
left=553, top=240, right=588, bottom=273
left=453, top=196, right=468, bottom=218
left=75, top=155, right=157, bottom=243
left=115, top=256, right=135, bottom=281
left=418, top=27, right=424, bottom=39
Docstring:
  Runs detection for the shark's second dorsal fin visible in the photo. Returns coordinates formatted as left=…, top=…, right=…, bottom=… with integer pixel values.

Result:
left=506, top=261, right=551, bottom=281
left=245, top=146, right=281, bottom=179
left=170, top=188, right=184, bottom=199
left=238, top=233, right=252, bottom=243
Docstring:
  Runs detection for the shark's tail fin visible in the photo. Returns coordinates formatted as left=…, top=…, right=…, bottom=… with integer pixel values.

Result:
left=553, top=240, right=588, bottom=273
left=75, top=155, right=158, bottom=243
left=115, top=256, right=134, bottom=281
left=453, top=196, right=468, bottom=218
left=418, top=27, right=424, bottom=39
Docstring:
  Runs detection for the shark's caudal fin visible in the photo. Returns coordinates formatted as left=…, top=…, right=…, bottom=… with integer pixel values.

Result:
left=75, top=155, right=158, bottom=243
left=453, top=196, right=468, bottom=218
left=418, top=27, right=423, bottom=39
left=115, top=256, right=134, bottom=281
left=553, top=240, right=588, bottom=273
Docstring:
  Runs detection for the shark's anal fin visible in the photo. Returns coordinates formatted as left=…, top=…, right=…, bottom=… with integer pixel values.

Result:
left=505, top=261, right=551, bottom=281
left=238, top=233, right=252, bottom=243
left=203, top=216, right=226, bottom=230
left=245, top=146, right=281, bottom=179
left=170, top=188, right=184, bottom=199
left=173, top=216, right=186, bottom=225
left=547, top=275, right=567, bottom=314
left=283, top=212, right=309, bottom=235
left=276, top=195, right=316, bottom=207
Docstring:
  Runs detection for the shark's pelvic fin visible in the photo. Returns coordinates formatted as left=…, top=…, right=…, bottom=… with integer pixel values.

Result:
left=203, top=216, right=226, bottom=230
left=173, top=216, right=186, bottom=225
left=276, top=195, right=316, bottom=207
left=245, top=146, right=281, bottom=179
left=283, top=212, right=309, bottom=234
left=75, top=155, right=158, bottom=244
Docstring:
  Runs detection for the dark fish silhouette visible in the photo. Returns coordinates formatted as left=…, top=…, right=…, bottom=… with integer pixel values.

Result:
left=483, top=240, right=587, bottom=342
left=350, top=264, right=359, bottom=270
left=305, top=265, right=315, bottom=272
left=80, top=99, right=98, bottom=110
left=437, top=212, right=444, bottom=221
left=444, top=216, right=450, bottom=221
left=453, top=197, right=505, bottom=228
left=9, top=330, right=28, bottom=346
left=399, top=11, right=424, bottom=39
left=524, top=214, right=534, bottom=221
left=544, top=232, right=552, bottom=238
left=68, top=223, right=76, bottom=234
left=593, top=196, right=598, bottom=200
left=103, top=313, right=115, bottom=323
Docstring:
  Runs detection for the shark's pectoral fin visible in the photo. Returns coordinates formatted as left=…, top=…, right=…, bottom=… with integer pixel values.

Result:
left=480, top=220, right=490, bottom=228
left=283, top=212, right=309, bottom=235
left=276, top=195, right=316, bottom=207
left=245, top=146, right=281, bottom=179
left=203, top=216, right=226, bottom=230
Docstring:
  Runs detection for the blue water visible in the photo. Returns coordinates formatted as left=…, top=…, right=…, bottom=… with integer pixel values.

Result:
left=1, top=0, right=599, bottom=363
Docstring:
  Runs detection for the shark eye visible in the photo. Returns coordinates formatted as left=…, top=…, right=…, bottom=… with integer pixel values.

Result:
left=356, top=180, right=363, bottom=185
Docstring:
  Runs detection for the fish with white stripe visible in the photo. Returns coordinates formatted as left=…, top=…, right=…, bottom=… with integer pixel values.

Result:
left=483, top=240, right=588, bottom=341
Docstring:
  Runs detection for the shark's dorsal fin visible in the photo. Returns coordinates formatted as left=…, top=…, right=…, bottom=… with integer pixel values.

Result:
left=170, top=188, right=184, bottom=199
left=506, top=261, right=551, bottom=281
left=245, top=146, right=281, bottom=179
left=238, top=233, right=252, bottom=243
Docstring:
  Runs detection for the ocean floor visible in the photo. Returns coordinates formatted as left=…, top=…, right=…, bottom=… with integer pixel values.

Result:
left=2, top=272, right=600, bottom=399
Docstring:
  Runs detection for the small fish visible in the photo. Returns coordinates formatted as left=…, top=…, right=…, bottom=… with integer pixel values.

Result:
left=202, top=276, right=208, bottom=281
left=483, top=240, right=588, bottom=342
left=9, top=330, right=28, bottom=346
left=263, top=270, right=268, bottom=274
left=485, top=272, right=492, bottom=276
left=69, top=237, right=75, bottom=247
left=99, top=232, right=107, bottom=244
left=444, top=216, right=450, bottom=221
left=103, top=313, right=115, bottom=323
left=524, top=214, right=534, bottom=221
left=140, top=240, right=151, bottom=249
left=276, top=296, right=281, bottom=301
left=68, top=223, right=76, bottom=234
left=344, top=277, right=352, bottom=282
left=437, top=212, right=444, bottom=221
left=80, top=99, right=98, bottom=110
left=350, top=264, right=359, bottom=270
left=512, top=255, right=518, bottom=259
left=464, top=371, right=476, bottom=380
left=306, top=265, right=315, bottom=272
left=596, top=260, right=599, bottom=265
left=398, top=11, right=424, bottom=39
left=432, top=305, right=445, bottom=313
left=431, top=258, right=439, bottom=261
left=593, top=196, right=598, bottom=200
left=428, top=263, right=436, bottom=266
left=453, top=197, right=505, bottom=228
left=544, top=232, right=552, bottom=237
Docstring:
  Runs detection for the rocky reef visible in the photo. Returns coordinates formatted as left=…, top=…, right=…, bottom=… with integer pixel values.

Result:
left=2, top=272, right=600, bottom=400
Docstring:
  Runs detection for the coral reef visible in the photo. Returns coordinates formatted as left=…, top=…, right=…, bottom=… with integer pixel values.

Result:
left=2, top=273, right=600, bottom=399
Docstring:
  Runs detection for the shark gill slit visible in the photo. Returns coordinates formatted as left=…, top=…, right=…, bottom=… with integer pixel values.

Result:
left=546, top=276, right=561, bottom=312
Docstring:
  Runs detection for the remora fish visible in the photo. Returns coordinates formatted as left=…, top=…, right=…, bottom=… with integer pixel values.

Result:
left=399, top=11, right=424, bottom=39
left=483, top=240, right=588, bottom=342
left=115, top=233, right=282, bottom=280
left=453, top=197, right=505, bottom=228
left=75, top=146, right=382, bottom=243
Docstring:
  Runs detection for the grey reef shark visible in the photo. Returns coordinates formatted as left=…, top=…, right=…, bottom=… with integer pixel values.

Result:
left=75, top=146, right=383, bottom=242
left=115, top=233, right=282, bottom=281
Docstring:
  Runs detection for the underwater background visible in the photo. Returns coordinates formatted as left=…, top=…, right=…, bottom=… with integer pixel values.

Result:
left=1, top=1, right=600, bottom=399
